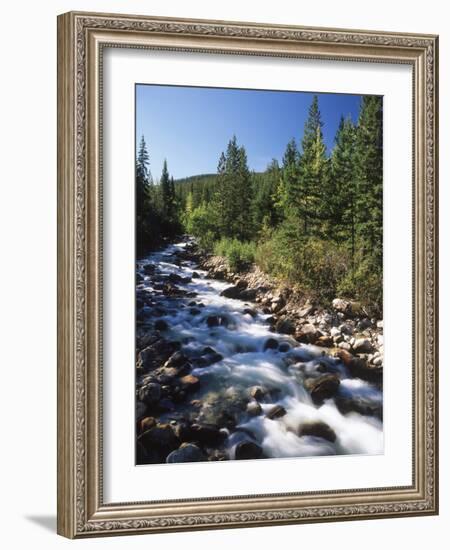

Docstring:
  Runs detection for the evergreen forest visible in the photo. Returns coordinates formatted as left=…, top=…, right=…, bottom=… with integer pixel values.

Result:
left=136, top=94, right=383, bottom=312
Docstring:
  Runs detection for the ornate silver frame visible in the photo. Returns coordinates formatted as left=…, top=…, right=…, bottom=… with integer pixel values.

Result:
left=57, top=11, right=439, bottom=538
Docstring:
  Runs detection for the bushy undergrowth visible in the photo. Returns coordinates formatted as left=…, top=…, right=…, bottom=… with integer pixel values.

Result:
left=255, top=229, right=350, bottom=303
left=213, top=238, right=256, bottom=272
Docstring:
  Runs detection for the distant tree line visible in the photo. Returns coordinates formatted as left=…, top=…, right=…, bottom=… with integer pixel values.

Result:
left=136, top=94, right=383, bottom=311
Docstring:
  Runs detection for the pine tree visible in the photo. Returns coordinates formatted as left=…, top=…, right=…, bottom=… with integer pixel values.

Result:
left=135, top=135, right=166, bottom=253
left=215, top=136, right=253, bottom=240
left=297, top=95, right=329, bottom=237
left=160, top=159, right=172, bottom=217
left=136, top=136, right=150, bottom=209
left=252, top=159, right=281, bottom=230
left=236, top=144, right=253, bottom=239
left=281, top=138, right=300, bottom=211
left=353, top=96, right=383, bottom=265
left=330, top=116, right=357, bottom=256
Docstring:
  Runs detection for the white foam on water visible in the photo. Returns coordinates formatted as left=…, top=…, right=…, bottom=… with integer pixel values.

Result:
left=138, top=239, right=384, bottom=459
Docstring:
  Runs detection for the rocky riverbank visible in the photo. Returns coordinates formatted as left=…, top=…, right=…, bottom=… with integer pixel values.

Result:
left=200, top=254, right=384, bottom=379
left=135, top=238, right=383, bottom=466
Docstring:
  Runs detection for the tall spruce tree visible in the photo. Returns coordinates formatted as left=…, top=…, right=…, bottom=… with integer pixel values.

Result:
left=136, top=135, right=150, bottom=209
left=160, top=159, right=173, bottom=218
left=236, top=144, right=253, bottom=239
left=136, top=135, right=152, bottom=253
left=252, top=159, right=281, bottom=230
left=330, top=116, right=357, bottom=256
left=215, top=136, right=253, bottom=240
left=280, top=138, right=300, bottom=211
left=353, top=96, right=383, bottom=265
left=297, top=95, right=329, bottom=237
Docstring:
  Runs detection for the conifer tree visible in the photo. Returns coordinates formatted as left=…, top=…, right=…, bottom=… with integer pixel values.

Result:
left=252, top=159, right=281, bottom=230
left=160, top=159, right=172, bottom=217
left=280, top=138, right=300, bottom=211
left=353, top=96, right=383, bottom=266
left=330, top=116, right=357, bottom=256
left=297, top=95, right=329, bottom=236
left=215, top=136, right=253, bottom=240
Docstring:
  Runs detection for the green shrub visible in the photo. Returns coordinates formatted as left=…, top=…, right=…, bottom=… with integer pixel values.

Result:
left=213, top=238, right=256, bottom=272
left=185, top=203, right=219, bottom=250
left=255, top=224, right=351, bottom=303
left=337, top=254, right=382, bottom=315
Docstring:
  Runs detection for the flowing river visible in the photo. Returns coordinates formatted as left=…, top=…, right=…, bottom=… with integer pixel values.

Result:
left=136, top=238, right=383, bottom=463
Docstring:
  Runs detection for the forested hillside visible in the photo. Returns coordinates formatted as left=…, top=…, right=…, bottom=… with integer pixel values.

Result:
left=136, top=94, right=382, bottom=312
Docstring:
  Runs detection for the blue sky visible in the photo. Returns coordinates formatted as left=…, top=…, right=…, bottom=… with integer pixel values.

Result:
left=136, top=84, right=365, bottom=181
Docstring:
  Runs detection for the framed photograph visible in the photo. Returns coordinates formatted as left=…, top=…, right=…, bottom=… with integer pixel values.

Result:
left=57, top=11, right=439, bottom=538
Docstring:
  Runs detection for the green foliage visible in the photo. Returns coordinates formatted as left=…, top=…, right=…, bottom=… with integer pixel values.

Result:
left=136, top=93, right=383, bottom=313
left=135, top=137, right=182, bottom=255
left=215, top=136, right=253, bottom=240
left=185, top=203, right=219, bottom=250
left=214, top=238, right=256, bottom=272
left=255, top=227, right=350, bottom=303
left=337, top=245, right=383, bottom=315
left=252, top=159, right=281, bottom=230
left=329, top=116, right=357, bottom=249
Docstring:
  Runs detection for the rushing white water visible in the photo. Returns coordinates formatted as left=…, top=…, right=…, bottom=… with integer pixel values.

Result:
left=137, top=239, right=383, bottom=460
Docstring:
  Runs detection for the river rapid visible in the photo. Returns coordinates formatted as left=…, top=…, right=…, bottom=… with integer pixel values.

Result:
left=136, top=238, right=383, bottom=464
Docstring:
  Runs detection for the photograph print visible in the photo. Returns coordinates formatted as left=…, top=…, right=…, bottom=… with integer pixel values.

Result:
left=135, top=84, right=383, bottom=465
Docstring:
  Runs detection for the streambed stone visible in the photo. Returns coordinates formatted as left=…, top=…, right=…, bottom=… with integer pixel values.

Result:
left=298, top=421, right=336, bottom=442
left=166, top=443, right=206, bottom=463
left=235, top=441, right=263, bottom=460
left=266, top=404, right=287, bottom=420
left=306, top=374, right=341, bottom=405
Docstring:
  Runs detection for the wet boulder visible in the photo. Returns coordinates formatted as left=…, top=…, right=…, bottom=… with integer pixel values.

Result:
left=137, top=339, right=180, bottom=372
left=335, top=350, right=382, bottom=383
left=168, top=272, right=184, bottom=284
left=138, top=416, right=156, bottom=433
left=238, top=288, right=258, bottom=301
left=195, top=351, right=223, bottom=368
left=275, top=317, right=296, bottom=335
left=176, top=423, right=226, bottom=446
left=316, top=335, right=333, bottom=348
left=143, top=264, right=156, bottom=275
left=263, top=337, right=279, bottom=351
left=248, top=385, right=268, bottom=401
left=206, top=315, right=229, bottom=328
left=154, top=319, right=169, bottom=331
left=137, top=382, right=162, bottom=406
left=298, top=421, right=336, bottom=443
left=194, top=388, right=247, bottom=429
left=246, top=400, right=263, bottom=416
left=295, top=324, right=320, bottom=344
left=266, top=404, right=287, bottom=420
left=166, top=443, right=206, bottom=463
left=220, top=281, right=248, bottom=299
left=179, top=374, right=200, bottom=393
left=138, top=424, right=180, bottom=462
left=278, top=342, right=291, bottom=353
left=235, top=441, right=263, bottom=460
left=335, top=396, right=383, bottom=420
left=163, top=351, right=188, bottom=370
left=306, top=374, right=341, bottom=405
left=352, top=338, right=375, bottom=354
